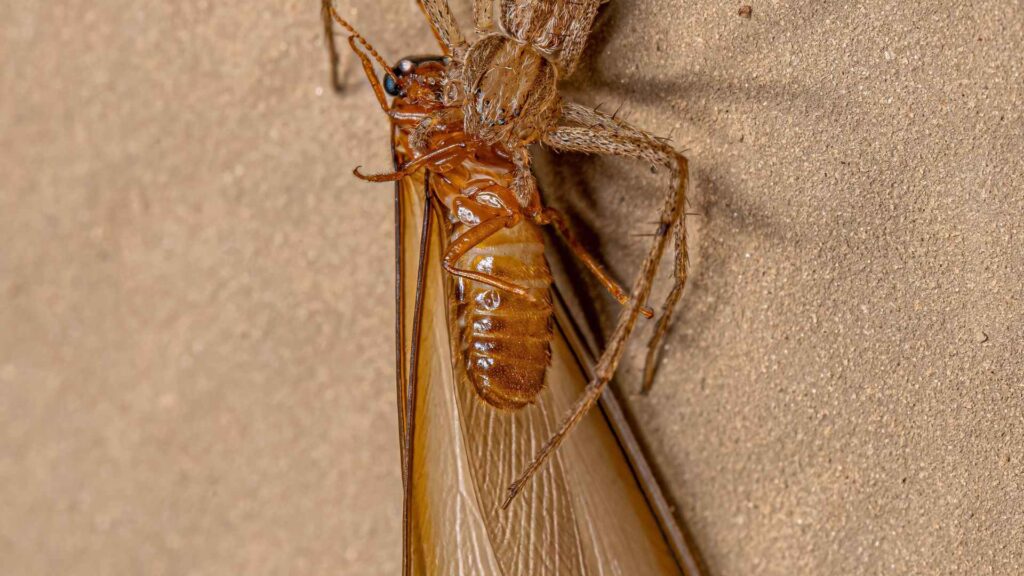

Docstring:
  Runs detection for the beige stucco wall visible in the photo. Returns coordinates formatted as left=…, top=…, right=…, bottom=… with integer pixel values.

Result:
left=2, top=1, right=1021, bottom=574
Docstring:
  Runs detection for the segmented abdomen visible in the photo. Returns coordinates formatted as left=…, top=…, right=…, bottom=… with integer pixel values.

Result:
left=452, top=221, right=553, bottom=410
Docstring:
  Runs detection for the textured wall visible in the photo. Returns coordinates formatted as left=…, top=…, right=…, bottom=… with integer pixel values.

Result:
left=1, top=1, right=1021, bottom=575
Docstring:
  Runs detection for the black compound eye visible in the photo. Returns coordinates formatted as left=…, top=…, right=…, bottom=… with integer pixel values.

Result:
left=384, top=72, right=402, bottom=96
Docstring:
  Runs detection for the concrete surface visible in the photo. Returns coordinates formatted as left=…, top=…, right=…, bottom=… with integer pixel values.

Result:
left=1, top=1, right=1021, bottom=574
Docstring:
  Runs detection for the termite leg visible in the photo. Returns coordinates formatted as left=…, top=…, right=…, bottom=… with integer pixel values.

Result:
left=503, top=109, right=688, bottom=508
left=533, top=207, right=654, bottom=319
left=442, top=215, right=538, bottom=301
left=410, top=107, right=464, bottom=151
left=354, top=138, right=471, bottom=182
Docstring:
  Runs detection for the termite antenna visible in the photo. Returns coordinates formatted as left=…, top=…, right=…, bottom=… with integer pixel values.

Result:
left=322, top=1, right=399, bottom=85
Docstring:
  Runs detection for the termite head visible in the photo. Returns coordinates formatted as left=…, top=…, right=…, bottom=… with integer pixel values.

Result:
left=383, top=55, right=448, bottom=104
left=322, top=2, right=450, bottom=111
left=459, top=36, right=560, bottom=147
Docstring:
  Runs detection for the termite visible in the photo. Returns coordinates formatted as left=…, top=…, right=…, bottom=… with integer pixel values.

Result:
left=322, top=1, right=697, bottom=574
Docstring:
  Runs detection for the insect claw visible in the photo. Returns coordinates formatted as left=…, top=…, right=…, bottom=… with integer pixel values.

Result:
left=500, top=487, right=517, bottom=510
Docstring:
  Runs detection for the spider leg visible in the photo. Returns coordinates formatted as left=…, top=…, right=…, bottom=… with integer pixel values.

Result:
left=417, top=0, right=468, bottom=54
left=503, top=104, right=689, bottom=507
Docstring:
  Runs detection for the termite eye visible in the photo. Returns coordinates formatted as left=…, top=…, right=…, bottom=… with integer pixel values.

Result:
left=384, top=73, right=402, bottom=97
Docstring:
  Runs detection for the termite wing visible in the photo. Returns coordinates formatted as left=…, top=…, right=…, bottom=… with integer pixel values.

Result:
left=394, top=137, right=704, bottom=575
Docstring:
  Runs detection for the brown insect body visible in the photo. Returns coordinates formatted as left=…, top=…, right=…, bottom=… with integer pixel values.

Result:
left=387, top=59, right=555, bottom=409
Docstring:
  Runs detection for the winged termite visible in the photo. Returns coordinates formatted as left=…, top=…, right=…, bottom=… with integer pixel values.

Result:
left=321, top=2, right=699, bottom=574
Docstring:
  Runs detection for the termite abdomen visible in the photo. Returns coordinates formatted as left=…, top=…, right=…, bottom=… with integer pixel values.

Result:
left=453, top=222, right=553, bottom=409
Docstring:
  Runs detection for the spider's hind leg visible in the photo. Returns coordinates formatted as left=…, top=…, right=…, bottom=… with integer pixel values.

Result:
left=502, top=102, right=689, bottom=507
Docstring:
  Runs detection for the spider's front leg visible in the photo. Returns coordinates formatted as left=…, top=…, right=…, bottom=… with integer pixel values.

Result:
left=417, top=0, right=468, bottom=54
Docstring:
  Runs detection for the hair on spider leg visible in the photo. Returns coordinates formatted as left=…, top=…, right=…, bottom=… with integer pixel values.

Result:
left=610, top=101, right=627, bottom=121
left=629, top=221, right=671, bottom=238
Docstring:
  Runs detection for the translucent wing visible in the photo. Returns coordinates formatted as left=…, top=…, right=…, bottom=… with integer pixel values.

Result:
left=397, top=149, right=689, bottom=574
left=396, top=154, right=503, bottom=573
